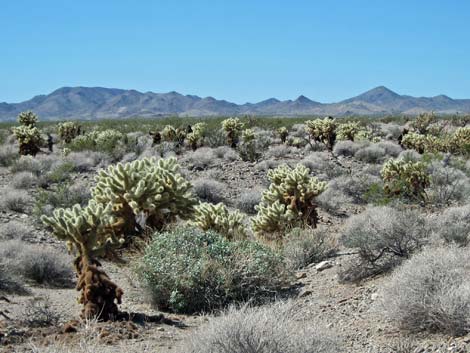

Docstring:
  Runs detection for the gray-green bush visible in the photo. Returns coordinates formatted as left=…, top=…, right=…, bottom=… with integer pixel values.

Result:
left=137, top=227, right=290, bottom=313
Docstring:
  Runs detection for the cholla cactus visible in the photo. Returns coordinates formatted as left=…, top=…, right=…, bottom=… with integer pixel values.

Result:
left=277, top=127, right=289, bottom=143
left=305, top=117, right=337, bottom=150
left=381, top=159, right=430, bottom=201
left=252, top=164, right=327, bottom=238
left=92, top=157, right=197, bottom=232
left=192, top=202, right=247, bottom=240
left=401, top=132, right=449, bottom=154
left=162, top=125, right=177, bottom=142
left=221, top=118, right=245, bottom=148
left=58, top=122, right=81, bottom=143
left=186, top=122, right=207, bottom=150
left=337, top=122, right=361, bottom=141
left=41, top=201, right=125, bottom=321
left=95, top=129, right=125, bottom=146
left=450, top=127, right=470, bottom=154
left=410, top=112, right=436, bottom=134
left=17, top=111, right=38, bottom=127
left=12, top=125, right=43, bottom=156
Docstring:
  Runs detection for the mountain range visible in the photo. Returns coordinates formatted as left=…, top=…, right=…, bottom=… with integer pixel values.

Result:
left=1, top=86, right=470, bottom=121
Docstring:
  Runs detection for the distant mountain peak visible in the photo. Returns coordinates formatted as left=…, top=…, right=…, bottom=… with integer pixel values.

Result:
left=0, top=85, right=469, bottom=121
left=295, top=95, right=313, bottom=103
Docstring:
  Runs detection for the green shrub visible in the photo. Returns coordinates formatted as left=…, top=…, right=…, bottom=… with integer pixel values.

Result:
left=138, top=227, right=290, bottom=313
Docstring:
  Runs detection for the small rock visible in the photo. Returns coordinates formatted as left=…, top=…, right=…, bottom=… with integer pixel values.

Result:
left=371, top=293, right=379, bottom=301
left=315, top=261, right=333, bottom=272
left=295, top=272, right=307, bottom=279
left=298, top=289, right=312, bottom=298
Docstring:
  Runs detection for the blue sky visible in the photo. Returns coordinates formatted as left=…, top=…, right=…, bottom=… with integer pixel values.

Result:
left=1, top=0, right=469, bottom=103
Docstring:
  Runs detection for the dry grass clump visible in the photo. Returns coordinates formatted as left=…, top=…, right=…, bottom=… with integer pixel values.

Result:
left=213, top=146, right=239, bottom=161
left=354, top=144, right=386, bottom=163
left=431, top=204, right=470, bottom=246
left=193, top=178, right=226, bottom=204
left=427, top=161, right=470, bottom=207
left=184, top=147, right=217, bottom=169
left=10, top=171, right=36, bottom=189
left=381, top=246, right=470, bottom=336
left=283, top=227, right=337, bottom=270
left=1, top=240, right=74, bottom=287
left=0, top=189, right=32, bottom=212
left=183, top=301, right=343, bottom=353
left=237, top=188, right=263, bottom=214
left=264, top=145, right=295, bottom=159
left=301, top=152, right=344, bottom=179
left=0, top=144, right=18, bottom=166
left=65, top=150, right=109, bottom=172
left=0, top=220, right=33, bottom=240
left=333, top=140, right=364, bottom=157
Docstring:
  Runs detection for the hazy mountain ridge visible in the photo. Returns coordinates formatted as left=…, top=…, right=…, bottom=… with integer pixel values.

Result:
left=1, top=85, right=470, bottom=121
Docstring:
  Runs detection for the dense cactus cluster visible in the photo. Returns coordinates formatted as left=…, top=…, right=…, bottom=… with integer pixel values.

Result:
left=410, top=112, right=436, bottom=134
left=337, top=122, right=361, bottom=141
left=17, top=111, right=38, bottom=127
left=58, top=122, right=82, bottom=143
left=186, top=122, right=206, bottom=150
left=41, top=201, right=125, bottom=320
left=221, top=118, right=245, bottom=148
left=381, top=159, right=430, bottom=201
left=277, top=127, right=289, bottom=143
left=12, top=111, right=43, bottom=156
left=252, top=164, right=327, bottom=238
left=305, top=117, right=337, bottom=150
left=92, top=157, right=197, bottom=232
left=192, top=202, right=247, bottom=240
left=162, top=125, right=177, bottom=142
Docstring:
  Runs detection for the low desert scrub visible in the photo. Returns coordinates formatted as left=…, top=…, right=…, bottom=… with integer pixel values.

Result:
left=301, top=152, right=344, bottom=179
left=0, top=263, right=27, bottom=294
left=137, top=227, right=290, bottom=313
left=332, top=140, right=363, bottom=157
left=193, top=178, right=226, bottom=204
left=213, top=145, right=239, bottom=161
left=0, top=220, right=33, bottom=240
left=0, top=189, right=32, bottom=212
left=1, top=241, right=74, bottom=287
left=339, top=206, right=428, bottom=282
left=265, top=145, right=295, bottom=159
left=377, top=141, right=403, bottom=157
left=0, top=144, right=18, bottom=166
left=398, top=149, right=422, bottom=162
left=34, top=181, right=91, bottom=218
left=431, top=204, right=470, bottom=246
left=354, top=144, right=386, bottom=163
left=65, top=150, right=109, bottom=172
left=10, top=155, right=44, bottom=174
left=21, top=296, right=62, bottom=327
left=237, top=188, right=263, bottom=214
left=255, top=159, right=281, bottom=172
left=184, top=147, right=216, bottom=169
left=10, top=171, right=36, bottom=189
left=427, top=161, right=470, bottom=207
left=183, top=301, right=343, bottom=353
left=283, top=227, right=337, bottom=270
left=381, top=246, right=470, bottom=336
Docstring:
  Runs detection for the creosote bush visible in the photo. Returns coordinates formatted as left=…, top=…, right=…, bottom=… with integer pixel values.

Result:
left=339, top=206, right=428, bottom=282
left=184, top=301, right=343, bottom=353
left=138, top=227, right=290, bottom=314
left=381, top=246, right=470, bottom=336
left=252, top=164, right=327, bottom=238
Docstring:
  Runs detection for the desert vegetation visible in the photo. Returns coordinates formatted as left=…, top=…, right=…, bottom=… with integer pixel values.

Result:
left=1, top=112, right=470, bottom=352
